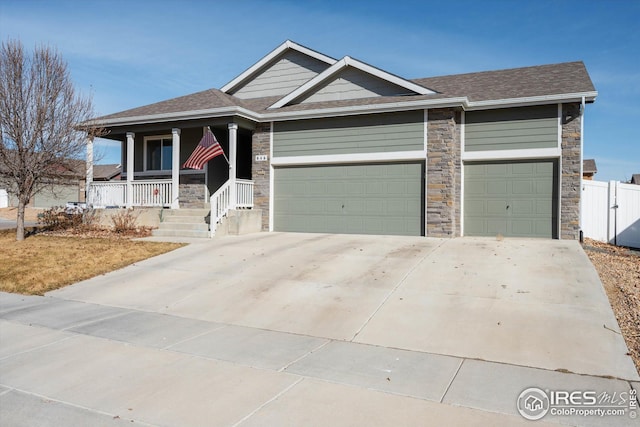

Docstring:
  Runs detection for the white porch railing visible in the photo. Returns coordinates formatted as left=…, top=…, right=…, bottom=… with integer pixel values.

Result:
left=88, top=180, right=172, bottom=208
left=211, top=181, right=231, bottom=225
left=209, top=179, right=255, bottom=235
left=88, top=182, right=126, bottom=208
left=236, top=179, right=254, bottom=208
left=89, top=178, right=254, bottom=236
left=131, top=180, right=172, bottom=207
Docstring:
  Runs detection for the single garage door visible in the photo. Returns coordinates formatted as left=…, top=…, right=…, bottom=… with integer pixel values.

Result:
left=464, top=160, right=557, bottom=238
left=274, top=162, right=423, bottom=236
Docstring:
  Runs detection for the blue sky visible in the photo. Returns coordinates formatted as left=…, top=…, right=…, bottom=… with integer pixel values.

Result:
left=1, top=0, right=638, bottom=181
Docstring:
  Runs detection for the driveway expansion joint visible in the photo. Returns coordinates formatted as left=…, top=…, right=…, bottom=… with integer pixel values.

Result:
left=350, top=238, right=448, bottom=341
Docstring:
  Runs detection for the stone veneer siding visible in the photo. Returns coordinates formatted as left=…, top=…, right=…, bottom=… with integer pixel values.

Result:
left=426, top=108, right=461, bottom=237
left=252, top=122, right=271, bottom=231
left=179, top=183, right=208, bottom=208
left=561, top=103, right=582, bottom=240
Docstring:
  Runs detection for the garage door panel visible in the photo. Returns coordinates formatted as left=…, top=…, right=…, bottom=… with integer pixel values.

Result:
left=487, top=181, right=508, bottom=194
left=486, top=219, right=507, bottom=235
left=387, top=181, right=406, bottom=194
left=274, top=162, right=423, bottom=236
left=512, top=162, right=535, bottom=174
left=346, top=182, right=364, bottom=194
left=512, top=180, right=533, bottom=195
left=535, top=220, right=552, bottom=236
left=465, top=200, right=486, bottom=215
left=486, top=163, right=508, bottom=176
left=511, top=220, right=533, bottom=235
left=511, top=199, right=533, bottom=214
left=366, top=182, right=384, bottom=195
left=464, top=160, right=557, bottom=238
left=388, top=201, right=408, bottom=215
left=535, top=180, right=552, bottom=195
left=487, top=200, right=507, bottom=214
left=536, top=199, right=552, bottom=214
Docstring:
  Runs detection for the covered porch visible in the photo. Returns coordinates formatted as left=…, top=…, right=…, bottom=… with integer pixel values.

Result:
left=86, top=119, right=256, bottom=221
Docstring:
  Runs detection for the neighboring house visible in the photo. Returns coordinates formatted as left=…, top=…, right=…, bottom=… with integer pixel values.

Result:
left=0, top=156, right=85, bottom=208
left=88, top=40, right=597, bottom=239
left=630, top=174, right=640, bottom=185
left=93, top=164, right=122, bottom=181
left=583, top=159, right=597, bottom=180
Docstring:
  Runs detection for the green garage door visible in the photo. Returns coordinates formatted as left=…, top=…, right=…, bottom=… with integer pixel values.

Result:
left=274, top=162, right=423, bottom=236
left=464, top=160, right=557, bottom=238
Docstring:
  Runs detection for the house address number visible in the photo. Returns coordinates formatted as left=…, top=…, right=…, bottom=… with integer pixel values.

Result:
left=255, top=155, right=268, bottom=162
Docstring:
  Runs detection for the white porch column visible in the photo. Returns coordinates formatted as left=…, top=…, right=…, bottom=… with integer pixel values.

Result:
left=228, top=123, right=238, bottom=209
left=126, top=132, right=135, bottom=208
left=171, top=128, right=181, bottom=209
left=85, top=135, right=93, bottom=203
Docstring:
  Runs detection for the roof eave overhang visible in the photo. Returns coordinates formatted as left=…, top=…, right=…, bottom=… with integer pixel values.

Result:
left=89, top=106, right=262, bottom=128
left=263, top=97, right=468, bottom=121
left=465, top=91, right=598, bottom=110
left=88, top=90, right=598, bottom=128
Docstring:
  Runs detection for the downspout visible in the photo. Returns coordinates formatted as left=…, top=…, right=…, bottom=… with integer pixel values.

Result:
left=579, top=96, right=585, bottom=242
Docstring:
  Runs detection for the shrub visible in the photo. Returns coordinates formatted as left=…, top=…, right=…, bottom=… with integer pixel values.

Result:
left=38, top=206, right=83, bottom=230
left=111, top=209, right=141, bottom=234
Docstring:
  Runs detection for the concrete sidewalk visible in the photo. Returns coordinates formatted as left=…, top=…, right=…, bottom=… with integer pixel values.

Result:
left=1, top=233, right=638, bottom=426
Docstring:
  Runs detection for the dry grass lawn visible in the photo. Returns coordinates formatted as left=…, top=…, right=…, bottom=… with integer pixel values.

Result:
left=0, top=229, right=184, bottom=295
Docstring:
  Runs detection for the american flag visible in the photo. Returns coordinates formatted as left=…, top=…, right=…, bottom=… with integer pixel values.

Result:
left=182, top=129, right=225, bottom=170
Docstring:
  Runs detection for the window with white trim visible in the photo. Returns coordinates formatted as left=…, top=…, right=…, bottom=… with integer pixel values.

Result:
left=144, top=135, right=172, bottom=171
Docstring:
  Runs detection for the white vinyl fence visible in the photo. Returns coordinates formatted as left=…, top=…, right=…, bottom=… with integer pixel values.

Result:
left=0, top=189, right=8, bottom=208
left=581, top=180, right=640, bottom=248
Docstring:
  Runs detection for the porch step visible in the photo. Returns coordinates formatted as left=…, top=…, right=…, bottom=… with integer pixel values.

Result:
left=153, top=208, right=211, bottom=239
left=163, top=216, right=209, bottom=224
left=163, top=208, right=210, bottom=218
left=152, top=229, right=210, bottom=238
left=158, top=222, right=209, bottom=231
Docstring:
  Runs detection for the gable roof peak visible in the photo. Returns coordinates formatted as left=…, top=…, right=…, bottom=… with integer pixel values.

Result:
left=221, top=40, right=336, bottom=94
left=269, top=54, right=435, bottom=109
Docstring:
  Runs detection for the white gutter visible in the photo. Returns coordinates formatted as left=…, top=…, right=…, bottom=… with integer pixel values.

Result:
left=465, top=91, right=598, bottom=110
left=92, top=91, right=598, bottom=128
left=261, top=97, right=468, bottom=121
left=92, top=106, right=261, bottom=127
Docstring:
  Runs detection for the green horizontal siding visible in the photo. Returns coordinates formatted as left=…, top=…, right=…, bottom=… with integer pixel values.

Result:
left=465, top=105, right=558, bottom=151
left=33, top=184, right=80, bottom=208
left=274, top=162, right=423, bottom=236
left=273, top=111, right=424, bottom=157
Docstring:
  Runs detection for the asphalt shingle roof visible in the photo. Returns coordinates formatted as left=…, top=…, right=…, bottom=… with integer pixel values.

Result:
left=95, top=61, right=596, bottom=123
left=583, top=159, right=597, bottom=174
left=412, top=61, right=595, bottom=102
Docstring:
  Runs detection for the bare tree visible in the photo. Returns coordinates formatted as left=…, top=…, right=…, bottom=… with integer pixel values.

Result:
left=0, top=39, right=103, bottom=241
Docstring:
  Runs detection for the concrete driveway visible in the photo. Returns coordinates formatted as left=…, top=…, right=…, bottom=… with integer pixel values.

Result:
left=0, top=218, right=38, bottom=230
left=1, top=233, right=638, bottom=426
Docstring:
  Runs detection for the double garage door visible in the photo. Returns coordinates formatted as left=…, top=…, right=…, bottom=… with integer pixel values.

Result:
left=273, top=159, right=557, bottom=238
left=464, top=160, right=557, bottom=238
left=274, top=162, right=423, bottom=236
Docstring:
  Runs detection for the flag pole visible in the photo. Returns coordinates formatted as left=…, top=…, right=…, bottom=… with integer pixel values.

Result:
left=207, top=126, right=230, bottom=166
